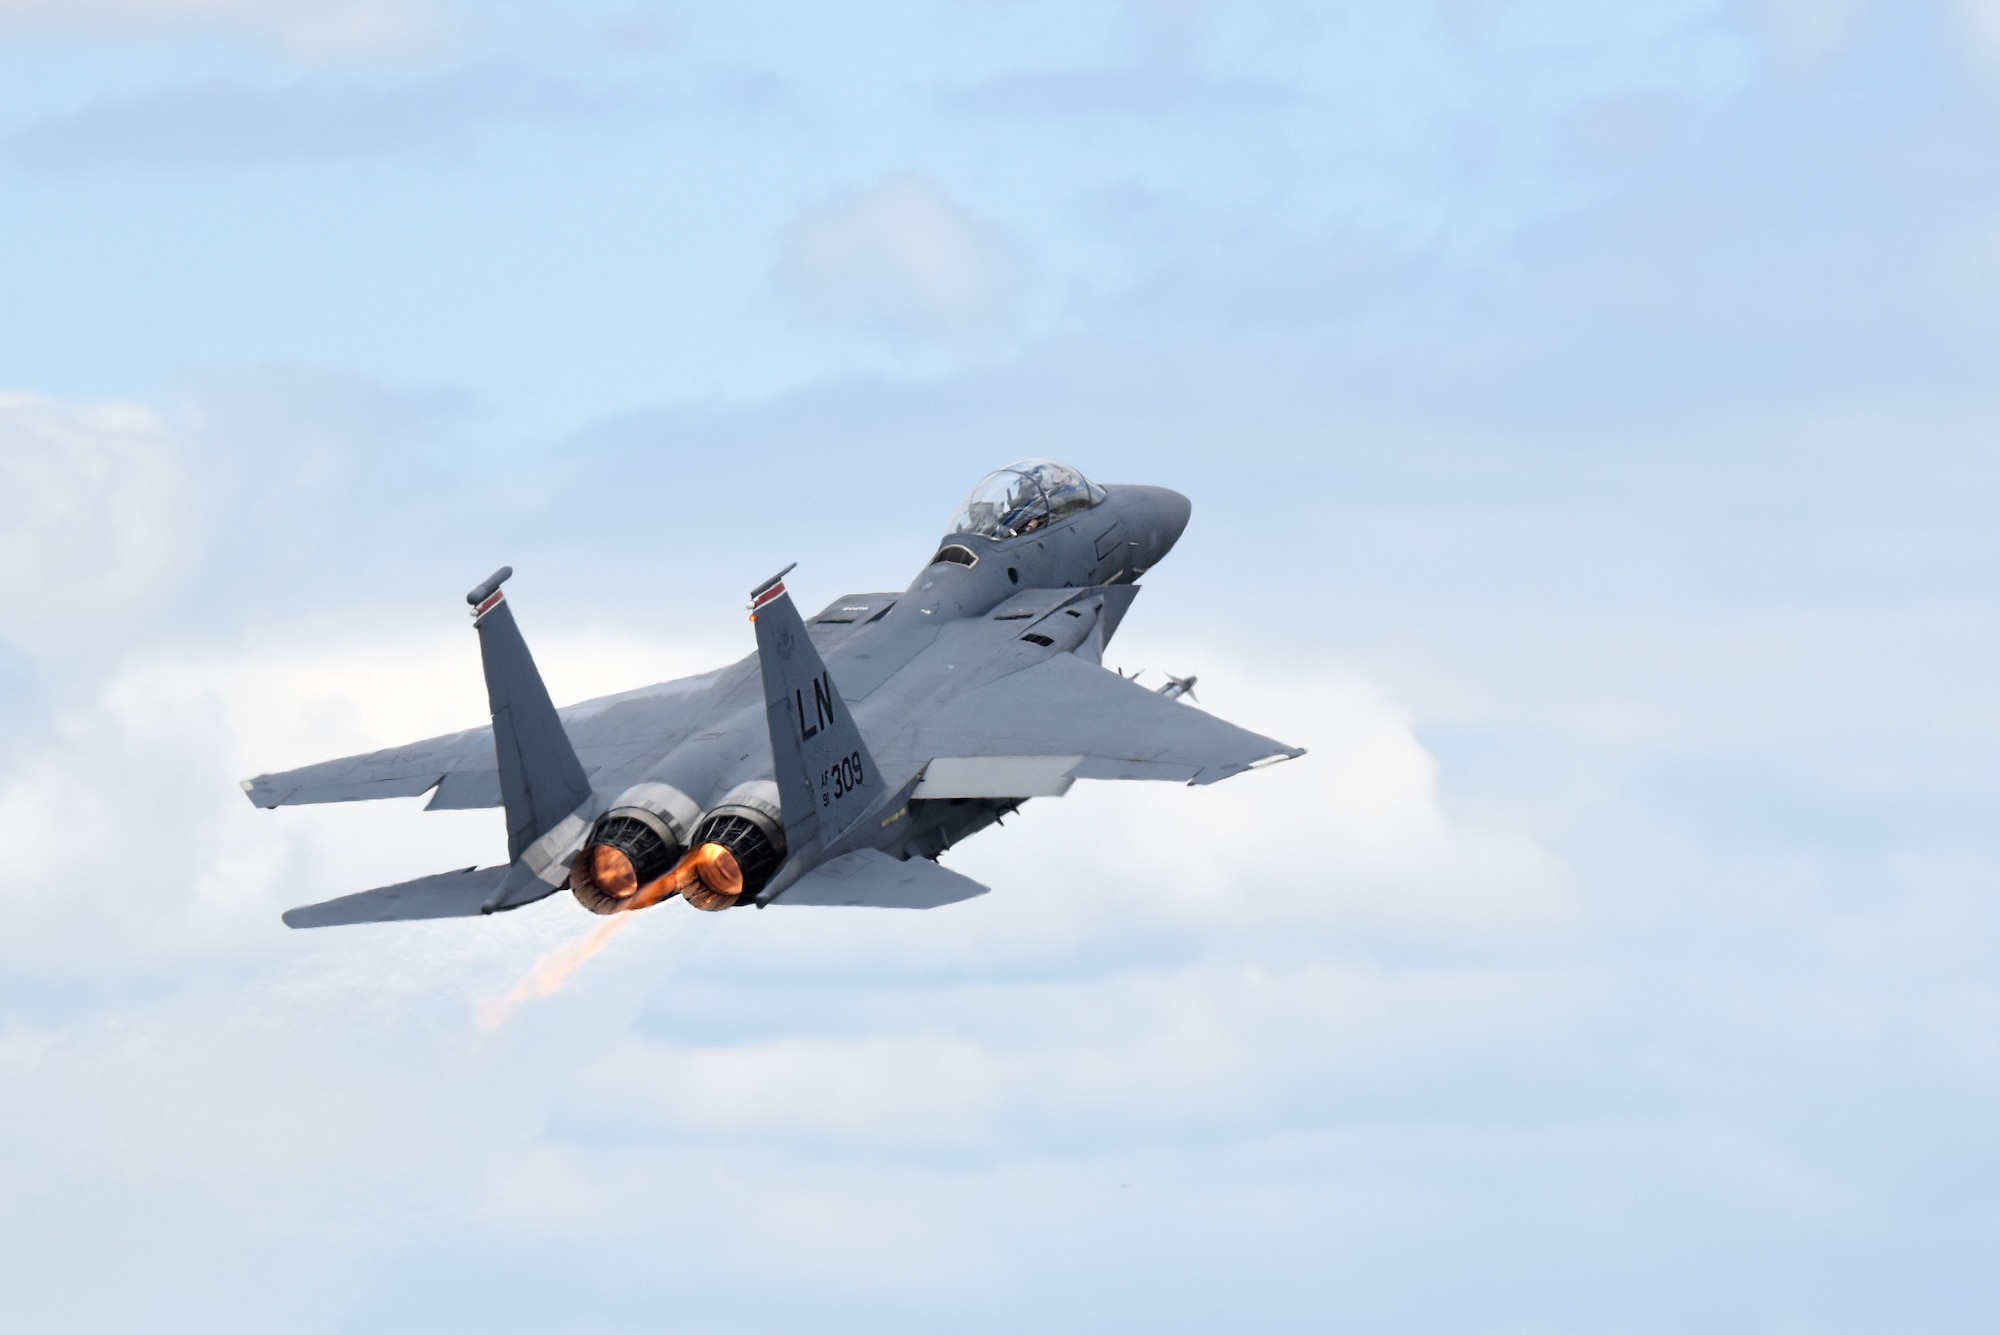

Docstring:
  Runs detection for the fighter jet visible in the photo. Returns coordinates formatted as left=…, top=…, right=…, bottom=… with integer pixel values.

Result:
left=245, top=459, right=1305, bottom=926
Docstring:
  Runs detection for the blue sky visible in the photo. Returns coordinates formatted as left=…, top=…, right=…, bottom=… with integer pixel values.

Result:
left=2, top=1, right=1999, bottom=1331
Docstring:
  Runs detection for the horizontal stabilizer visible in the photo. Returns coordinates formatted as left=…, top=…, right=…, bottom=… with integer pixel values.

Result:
left=425, top=770, right=504, bottom=810
left=282, top=866, right=511, bottom=929
left=771, top=848, right=989, bottom=910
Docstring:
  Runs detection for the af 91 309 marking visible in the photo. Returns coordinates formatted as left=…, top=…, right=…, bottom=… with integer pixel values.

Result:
left=820, top=751, right=865, bottom=808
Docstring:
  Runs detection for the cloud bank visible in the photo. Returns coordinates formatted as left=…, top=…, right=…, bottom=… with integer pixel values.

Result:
left=3, top=1, right=2000, bottom=1329
left=783, top=175, right=1013, bottom=337
left=0, top=0, right=441, bottom=58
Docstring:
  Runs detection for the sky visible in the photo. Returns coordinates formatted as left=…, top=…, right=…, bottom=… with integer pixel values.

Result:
left=2, top=0, right=1999, bottom=1330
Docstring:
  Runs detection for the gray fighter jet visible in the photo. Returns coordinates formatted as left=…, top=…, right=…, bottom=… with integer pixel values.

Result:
left=245, top=460, right=1304, bottom=926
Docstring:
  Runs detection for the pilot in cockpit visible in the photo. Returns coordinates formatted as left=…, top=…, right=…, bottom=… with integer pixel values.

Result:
left=949, top=459, right=1105, bottom=541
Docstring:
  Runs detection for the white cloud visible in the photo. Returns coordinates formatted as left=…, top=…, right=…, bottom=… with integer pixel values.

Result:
left=0, top=609, right=1605, bottom=1328
left=0, top=620, right=728, bottom=968
left=783, top=175, right=1012, bottom=336
left=1955, top=0, right=2000, bottom=63
left=943, top=648, right=1572, bottom=951
left=1755, top=0, right=1865, bottom=61
left=0, top=435, right=1989, bottom=1326
left=1754, top=0, right=2000, bottom=70
left=0, top=392, right=187, bottom=651
left=0, top=588, right=1554, bottom=985
left=0, top=0, right=440, bottom=58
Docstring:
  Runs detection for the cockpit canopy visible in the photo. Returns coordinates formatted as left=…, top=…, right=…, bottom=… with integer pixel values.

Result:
left=946, top=459, right=1106, bottom=541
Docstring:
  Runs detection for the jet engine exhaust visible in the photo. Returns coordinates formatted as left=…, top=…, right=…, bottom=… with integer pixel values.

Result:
left=656, top=843, right=744, bottom=912
left=683, top=785, right=786, bottom=906
left=570, top=782, right=784, bottom=914
left=475, top=913, right=634, bottom=1032
left=569, top=817, right=679, bottom=913
left=570, top=840, right=745, bottom=914
left=568, top=790, right=695, bottom=914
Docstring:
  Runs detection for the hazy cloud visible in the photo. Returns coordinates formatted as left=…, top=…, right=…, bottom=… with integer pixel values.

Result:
left=4, top=2, right=2000, bottom=1327
left=1750, top=0, right=2000, bottom=69
left=943, top=65, right=1296, bottom=117
left=1955, top=0, right=2000, bottom=62
left=0, top=570, right=1576, bottom=1320
left=5, top=65, right=620, bottom=171
left=0, top=393, right=187, bottom=650
left=0, top=0, right=442, bottom=58
left=0, top=614, right=730, bottom=970
left=1755, top=0, right=1867, bottom=60
left=782, top=175, right=1012, bottom=335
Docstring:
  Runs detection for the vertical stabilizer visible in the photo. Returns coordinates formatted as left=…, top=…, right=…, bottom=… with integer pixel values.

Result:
left=749, top=566, right=884, bottom=861
left=467, top=568, right=592, bottom=862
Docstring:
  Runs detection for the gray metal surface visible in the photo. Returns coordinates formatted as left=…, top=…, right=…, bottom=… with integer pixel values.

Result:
left=279, top=865, right=509, bottom=927
left=773, top=848, right=990, bottom=909
left=912, top=755, right=1082, bottom=799
left=471, top=579, right=594, bottom=861
left=752, top=567, right=889, bottom=863
left=250, top=465, right=1304, bottom=928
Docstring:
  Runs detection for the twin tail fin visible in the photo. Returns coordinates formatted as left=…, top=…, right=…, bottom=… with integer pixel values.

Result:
left=469, top=567, right=593, bottom=863
left=748, top=566, right=886, bottom=862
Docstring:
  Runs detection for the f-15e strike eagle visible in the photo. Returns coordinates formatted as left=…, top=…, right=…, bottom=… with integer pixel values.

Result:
left=245, top=460, right=1305, bottom=927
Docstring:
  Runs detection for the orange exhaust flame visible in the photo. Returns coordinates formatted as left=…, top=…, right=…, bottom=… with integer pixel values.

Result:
left=679, top=842, right=744, bottom=912
left=628, top=842, right=743, bottom=913
left=586, top=845, right=637, bottom=900
left=477, top=842, right=740, bottom=1029
left=570, top=843, right=653, bottom=915
left=475, top=913, right=634, bottom=1032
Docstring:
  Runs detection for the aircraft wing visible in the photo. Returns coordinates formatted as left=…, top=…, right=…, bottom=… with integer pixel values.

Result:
left=241, top=722, right=496, bottom=809
left=899, top=652, right=1302, bottom=789
left=240, top=588, right=909, bottom=813
left=239, top=667, right=739, bottom=811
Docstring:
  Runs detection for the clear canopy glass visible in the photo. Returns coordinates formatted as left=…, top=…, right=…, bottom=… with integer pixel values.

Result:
left=946, top=459, right=1105, bottom=539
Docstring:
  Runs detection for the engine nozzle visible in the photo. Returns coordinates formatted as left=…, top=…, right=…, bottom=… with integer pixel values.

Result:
left=569, top=781, right=784, bottom=915
left=568, top=784, right=701, bottom=915
left=666, top=843, right=744, bottom=912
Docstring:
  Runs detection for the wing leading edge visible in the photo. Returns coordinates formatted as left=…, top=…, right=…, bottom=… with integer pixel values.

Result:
left=899, top=652, right=1302, bottom=791
left=239, top=724, right=492, bottom=809
left=238, top=679, right=724, bottom=812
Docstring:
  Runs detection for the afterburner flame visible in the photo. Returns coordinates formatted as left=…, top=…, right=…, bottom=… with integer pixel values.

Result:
left=677, top=842, right=744, bottom=912
left=571, top=840, right=658, bottom=915
left=475, top=913, right=634, bottom=1031
left=587, top=845, right=637, bottom=900
left=569, top=838, right=748, bottom=916
left=629, top=842, right=743, bottom=913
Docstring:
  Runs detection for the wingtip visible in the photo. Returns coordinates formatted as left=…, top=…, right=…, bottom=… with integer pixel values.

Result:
left=240, top=777, right=288, bottom=809
left=1190, top=748, right=1306, bottom=785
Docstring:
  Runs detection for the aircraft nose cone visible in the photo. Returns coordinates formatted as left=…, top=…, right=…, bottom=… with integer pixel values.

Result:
left=1112, top=484, right=1191, bottom=571
left=1152, top=487, right=1192, bottom=550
